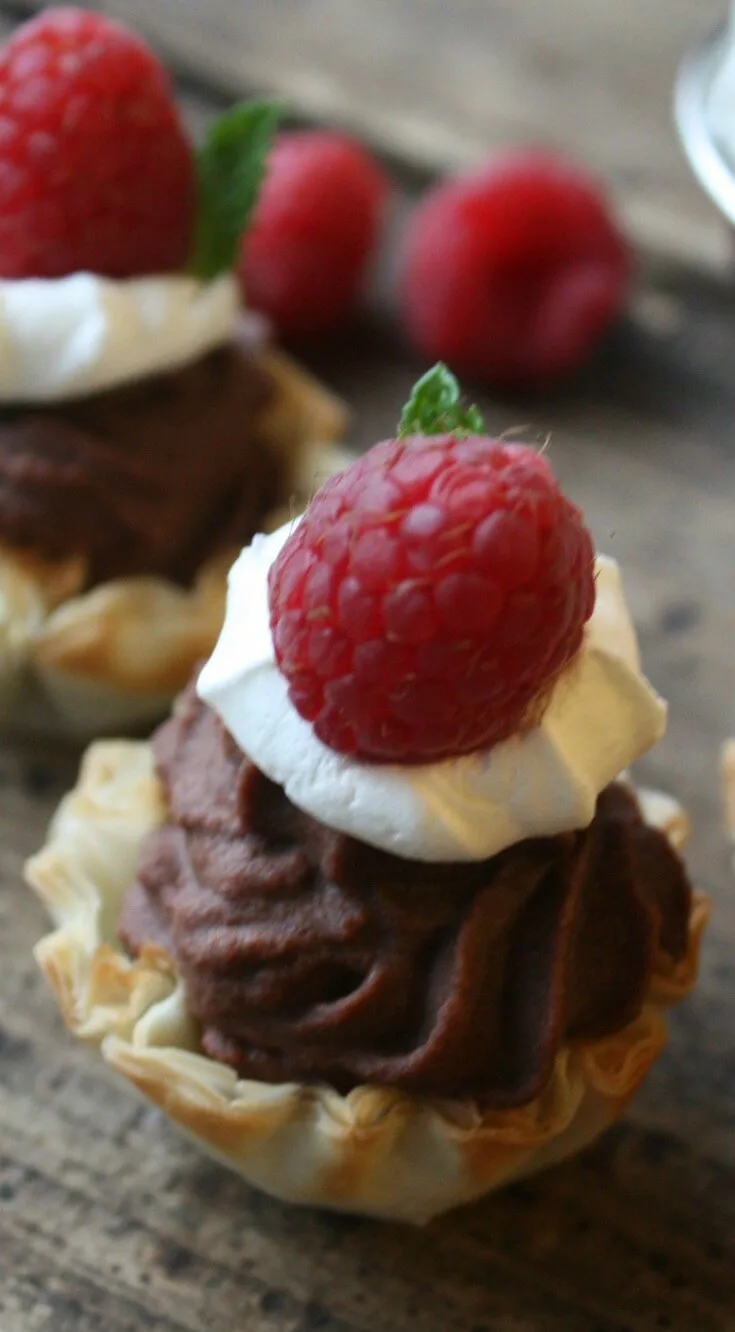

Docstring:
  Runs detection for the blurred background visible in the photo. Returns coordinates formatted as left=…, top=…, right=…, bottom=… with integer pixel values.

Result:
left=3, top=0, right=729, bottom=268
left=2, top=8, right=735, bottom=1332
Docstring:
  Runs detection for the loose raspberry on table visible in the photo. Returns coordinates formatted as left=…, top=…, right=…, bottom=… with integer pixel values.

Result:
left=399, top=150, right=631, bottom=389
left=0, top=7, right=195, bottom=279
left=268, top=365, right=596, bottom=764
left=238, top=130, right=390, bottom=336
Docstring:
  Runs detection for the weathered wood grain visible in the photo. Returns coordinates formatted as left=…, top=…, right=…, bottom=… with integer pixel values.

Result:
left=7, top=0, right=733, bottom=270
left=1, top=4, right=735, bottom=1330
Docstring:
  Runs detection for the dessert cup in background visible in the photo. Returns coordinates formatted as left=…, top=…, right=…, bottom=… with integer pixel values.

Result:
left=0, top=336, right=346, bottom=739
left=0, top=9, right=347, bottom=739
left=26, top=367, right=709, bottom=1221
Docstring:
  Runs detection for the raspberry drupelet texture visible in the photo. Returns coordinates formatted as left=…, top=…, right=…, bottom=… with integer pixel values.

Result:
left=268, top=384, right=596, bottom=763
left=0, top=7, right=195, bottom=279
left=238, top=130, right=390, bottom=336
left=399, top=150, right=630, bottom=389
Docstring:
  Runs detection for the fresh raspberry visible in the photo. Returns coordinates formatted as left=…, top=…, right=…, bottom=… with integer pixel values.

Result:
left=268, top=431, right=595, bottom=764
left=238, top=130, right=390, bottom=336
left=399, top=151, right=631, bottom=388
left=0, top=8, right=195, bottom=278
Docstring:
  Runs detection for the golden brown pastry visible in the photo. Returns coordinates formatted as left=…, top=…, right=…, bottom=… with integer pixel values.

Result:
left=26, top=734, right=707, bottom=1221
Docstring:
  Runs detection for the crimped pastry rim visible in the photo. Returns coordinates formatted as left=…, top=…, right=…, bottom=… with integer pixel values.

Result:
left=0, top=349, right=348, bottom=739
left=25, top=740, right=710, bottom=1222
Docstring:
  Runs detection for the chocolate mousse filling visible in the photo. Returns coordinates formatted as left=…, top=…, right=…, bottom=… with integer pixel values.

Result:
left=120, top=684, right=693, bottom=1107
left=0, top=318, right=285, bottom=586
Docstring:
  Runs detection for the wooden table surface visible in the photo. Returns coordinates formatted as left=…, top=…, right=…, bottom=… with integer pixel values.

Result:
left=1, top=4, right=735, bottom=1331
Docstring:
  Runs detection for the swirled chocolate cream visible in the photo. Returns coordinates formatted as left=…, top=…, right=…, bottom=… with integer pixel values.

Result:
left=0, top=276, right=285, bottom=586
left=120, top=367, right=696, bottom=1106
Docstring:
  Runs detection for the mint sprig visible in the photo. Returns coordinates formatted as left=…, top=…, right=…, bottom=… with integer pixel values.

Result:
left=397, top=363, right=485, bottom=438
left=190, top=99, right=282, bottom=281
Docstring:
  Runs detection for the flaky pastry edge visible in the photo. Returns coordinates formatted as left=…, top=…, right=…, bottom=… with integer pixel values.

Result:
left=25, top=742, right=710, bottom=1222
left=0, top=350, right=348, bottom=739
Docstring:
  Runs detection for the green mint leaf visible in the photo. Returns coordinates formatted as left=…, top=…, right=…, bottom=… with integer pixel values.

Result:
left=190, top=99, right=283, bottom=281
left=397, top=363, right=485, bottom=438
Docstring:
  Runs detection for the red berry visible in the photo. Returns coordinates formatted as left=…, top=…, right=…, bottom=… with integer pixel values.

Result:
left=238, top=130, right=390, bottom=336
left=399, top=151, right=631, bottom=389
left=0, top=8, right=195, bottom=279
left=268, top=434, right=595, bottom=764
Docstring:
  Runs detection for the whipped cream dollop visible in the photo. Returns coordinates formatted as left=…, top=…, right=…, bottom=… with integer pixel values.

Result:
left=198, top=522, right=667, bottom=863
left=0, top=271, right=239, bottom=403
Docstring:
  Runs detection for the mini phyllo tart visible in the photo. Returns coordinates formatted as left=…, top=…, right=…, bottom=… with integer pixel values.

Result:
left=0, top=7, right=346, bottom=737
left=27, top=367, right=708, bottom=1221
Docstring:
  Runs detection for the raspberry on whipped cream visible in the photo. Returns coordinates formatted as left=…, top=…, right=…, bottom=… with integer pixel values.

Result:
left=266, top=419, right=597, bottom=763
left=123, top=365, right=699, bottom=1110
left=199, top=363, right=665, bottom=858
left=198, top=522, right=665, bottom=861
